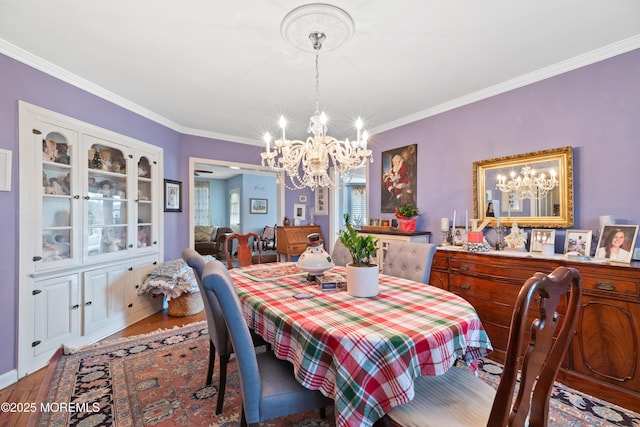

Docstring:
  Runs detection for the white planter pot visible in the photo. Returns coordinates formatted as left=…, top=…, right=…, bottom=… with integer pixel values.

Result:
left=346, top=263, right=379, bottom=297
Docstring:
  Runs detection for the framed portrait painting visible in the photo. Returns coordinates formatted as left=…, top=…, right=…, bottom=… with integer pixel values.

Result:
left=595, top=225, right=638, bottom=263
left=381, top=144, right=417, bottom=213
left=164, top=179, right=182, bottom=212
left=564, top=229, right=592, bottom=256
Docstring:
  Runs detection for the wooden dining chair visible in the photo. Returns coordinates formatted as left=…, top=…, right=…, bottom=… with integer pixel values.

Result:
left=377, top=266, right=583, bottom=427
left=382, top=241, right=437, bottom=284
left=225, top=232, right=261, bottom=269
left=182, top=248, right=269, bottom=414
left=201, top=261, right=333, bottom=426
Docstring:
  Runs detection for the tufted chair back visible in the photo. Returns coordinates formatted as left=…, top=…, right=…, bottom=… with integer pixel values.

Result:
left=383, top=241, right=437, bottom=284
left=331, top=238, right=352, bottom=267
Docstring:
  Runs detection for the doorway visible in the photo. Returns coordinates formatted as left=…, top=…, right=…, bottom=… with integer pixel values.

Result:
left=188, top=157, right=284, bottom=250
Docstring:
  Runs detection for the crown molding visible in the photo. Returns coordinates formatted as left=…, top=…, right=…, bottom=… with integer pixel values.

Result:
left=370, top=34, right=640, bottom=136
left=2, top=35, right=639, bottom=144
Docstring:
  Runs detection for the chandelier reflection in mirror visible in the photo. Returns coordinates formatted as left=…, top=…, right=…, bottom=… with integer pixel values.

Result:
left=261, top=9, right=372, bottom=190
left=496, top=165, right=559, bottom=201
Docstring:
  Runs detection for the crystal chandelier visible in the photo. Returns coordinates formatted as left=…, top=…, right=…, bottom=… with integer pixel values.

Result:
left=496, top=165, right=559, bottom=200
left=261, top=13, right=372, bottom=189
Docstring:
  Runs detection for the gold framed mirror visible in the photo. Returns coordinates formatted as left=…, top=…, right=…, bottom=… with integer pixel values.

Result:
left=473, top=146, right=573, bottom=228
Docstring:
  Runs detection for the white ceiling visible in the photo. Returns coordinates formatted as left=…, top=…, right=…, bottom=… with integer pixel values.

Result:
left=1, top=1, right=639, bottom=146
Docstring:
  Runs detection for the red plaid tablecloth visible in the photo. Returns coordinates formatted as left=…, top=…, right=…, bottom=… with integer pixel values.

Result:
left=230, top=263, right=492, bottom=427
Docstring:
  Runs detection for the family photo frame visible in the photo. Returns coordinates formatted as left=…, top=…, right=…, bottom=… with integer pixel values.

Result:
left=452, top=227, right=468, bottom=246
left=163, top=179, right=182, bottom=212
left=595, top=225, right=638, bottom=264
left=564, top=229, right=592, bottom=256
left=530, top=229, right=556, bottom=253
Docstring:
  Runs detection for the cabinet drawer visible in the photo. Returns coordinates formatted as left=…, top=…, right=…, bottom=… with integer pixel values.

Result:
left=288, top=244, right=307, bottom=254
left=449, top=274, right=521, bottom=306
left=451, top=256, right=552, bottom=282
left=432, top=254, right=449, bottom=270
left=581, top=275, right=638, bottom=297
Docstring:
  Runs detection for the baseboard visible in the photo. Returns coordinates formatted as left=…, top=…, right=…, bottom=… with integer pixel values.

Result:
left=0, top=368, right=18, bottom=390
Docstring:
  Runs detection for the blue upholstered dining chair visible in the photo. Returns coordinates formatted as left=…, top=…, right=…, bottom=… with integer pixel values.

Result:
left=182, top=248, right=268, bottom=415
left=377, top=266, right=583, bottom=427
left=331, top=238, right=352, bottom=267
left=382, top=241, right=437, bottom=284
left=201, top=261, right=333, bottom=427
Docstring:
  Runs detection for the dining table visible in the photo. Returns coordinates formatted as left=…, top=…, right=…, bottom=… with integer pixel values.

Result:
left=229, top=263, right=493, bottom=427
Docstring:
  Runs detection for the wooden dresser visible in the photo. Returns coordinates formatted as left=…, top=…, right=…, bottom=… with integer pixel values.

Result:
left=276, top=225, right=322, bottom=261
left=430, top=248, right=640, bottom=412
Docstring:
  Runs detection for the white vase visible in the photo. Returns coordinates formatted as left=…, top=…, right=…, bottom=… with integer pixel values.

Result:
left=346, top=263, right=379, bottom=297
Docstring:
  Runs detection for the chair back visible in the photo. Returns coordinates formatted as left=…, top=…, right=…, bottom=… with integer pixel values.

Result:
left=226, top=232, right=261, bottom=269
left=261, top=225, right=276, bottom=249
left=331, top=238, right=352, bottom=267
left=382, top=241, right=437, bottom=283
left=488, top=266, right=583, bottom=427
left=181, top=249, right=232, bottom=357
left=201, top=262, right=262, bottom=422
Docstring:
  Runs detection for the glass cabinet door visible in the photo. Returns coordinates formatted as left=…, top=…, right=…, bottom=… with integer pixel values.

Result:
left=85, top=139, right=130, bottom=258
left=136, top=154, right=155, bottom=251
left=39, top=128, right=78, bottom=271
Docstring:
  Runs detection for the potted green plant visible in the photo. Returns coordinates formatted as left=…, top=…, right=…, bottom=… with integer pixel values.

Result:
left=395, top=204, right=420, bottom=232
left=338, top=214, right=380, bottom=297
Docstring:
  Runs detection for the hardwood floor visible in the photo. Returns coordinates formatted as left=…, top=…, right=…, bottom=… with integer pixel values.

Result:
left=0, top=309, right=206, bottom=427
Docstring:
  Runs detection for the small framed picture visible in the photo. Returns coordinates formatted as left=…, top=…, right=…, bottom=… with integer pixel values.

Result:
left=369, top=217, right=381, bottom=227
left=315, top=187, right=328, bottom=216
left=164, top=179, right=182, bottom=212
left=564, top=229, right=592, bottom=256
left=293, top=203, right=306, bottom=224
left=452, top=226, right=468, bottom=246
left=299, top=195, right=307, bottom=203
left=250, top=198, right=268, bottom=214
left=595, top=225, right=638, bottom=264
left=530, top=229, right=556, bottom=253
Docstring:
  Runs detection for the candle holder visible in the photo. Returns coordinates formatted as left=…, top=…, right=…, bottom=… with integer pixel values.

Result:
left=440, top=230, right=451, bottom=246
left=493, top=225, right=506, bottom=250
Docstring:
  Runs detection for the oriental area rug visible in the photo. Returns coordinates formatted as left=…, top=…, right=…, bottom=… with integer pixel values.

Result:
left=36, top=321, right=640, bottom=426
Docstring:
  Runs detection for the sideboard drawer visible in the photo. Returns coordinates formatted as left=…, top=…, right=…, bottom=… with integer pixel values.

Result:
left=581, top=275, right=639, bottom=297
left=450, top=256, right=551, bottom=282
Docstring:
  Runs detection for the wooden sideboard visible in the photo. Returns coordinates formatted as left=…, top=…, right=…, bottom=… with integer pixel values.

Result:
left=430, top=247, right=640, bottom=412
left=276, top=225, right=322, bottom=261
left=357, top=229, right=431, bottom=271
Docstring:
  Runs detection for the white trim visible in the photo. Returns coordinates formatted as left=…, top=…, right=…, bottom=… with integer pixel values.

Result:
left=370, top=35, right=640, bottom=136
left=188, top=157, right=284, bottom=248
left=0, top=369, right=18, bottom=390
left=0, top=148, right=11, bottom=191
left=3, top=36, right=639, bottom=144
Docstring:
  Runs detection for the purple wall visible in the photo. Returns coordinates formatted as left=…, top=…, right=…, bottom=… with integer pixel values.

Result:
left=368, top=49, right=640, bottom=249
left=0, top=53, right=181, bottom=377
left=1, top=48, right=639, bottom=381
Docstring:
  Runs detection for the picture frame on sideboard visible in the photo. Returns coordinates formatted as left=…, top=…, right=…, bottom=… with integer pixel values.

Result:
left=595, top=225, right=638, bottom=264
left=564, top=229, right=592, bottom=256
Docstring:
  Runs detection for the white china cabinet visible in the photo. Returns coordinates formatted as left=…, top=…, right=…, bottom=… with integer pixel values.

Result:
left=18, top=102, right=164, bottom=377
